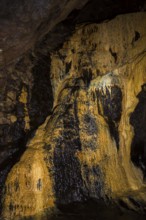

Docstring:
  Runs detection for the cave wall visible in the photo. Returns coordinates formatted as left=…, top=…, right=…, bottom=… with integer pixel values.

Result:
left=0, top=52, right=53, bottom=207
left=1, top=12, right=146, bottom=218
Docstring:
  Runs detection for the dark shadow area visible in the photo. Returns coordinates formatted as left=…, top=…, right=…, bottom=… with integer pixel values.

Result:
left=12, top=199, right=146, bottom=220
left=97, top=85, right=122, bottom=149
left=75, top=0, right=146, bottom=24
left=28, top=53, right=53, bottom=129
left=130, top=84, right=146, bottom=179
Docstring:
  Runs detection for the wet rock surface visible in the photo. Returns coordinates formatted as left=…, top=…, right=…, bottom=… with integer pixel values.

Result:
left=0, top=2, right=146, bottom=219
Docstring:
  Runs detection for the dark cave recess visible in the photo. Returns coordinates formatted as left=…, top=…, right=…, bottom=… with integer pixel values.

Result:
left=130, top=84, right=146, bottom=180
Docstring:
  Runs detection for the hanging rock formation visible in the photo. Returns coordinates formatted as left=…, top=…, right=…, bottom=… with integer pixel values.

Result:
left=1, top=12, right=146, bottom=219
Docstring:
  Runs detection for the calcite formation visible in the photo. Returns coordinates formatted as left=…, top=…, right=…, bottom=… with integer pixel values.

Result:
left=1, top=12, right=146, bottom=218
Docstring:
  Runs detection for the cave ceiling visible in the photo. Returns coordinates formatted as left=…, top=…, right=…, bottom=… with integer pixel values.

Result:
left=0, top=0, right=146, bottom=67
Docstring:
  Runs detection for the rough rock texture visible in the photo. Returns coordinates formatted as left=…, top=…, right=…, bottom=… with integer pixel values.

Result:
left=1, top=12, right=146, bottom=219
left=0, top=52, right=53, bottom=207
left=0, top=0, right=88, bottom=66
left=1, top=0, right=146, bottom=67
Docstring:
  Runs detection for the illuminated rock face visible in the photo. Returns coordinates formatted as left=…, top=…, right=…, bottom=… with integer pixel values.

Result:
left=2, top=12, right=146, bottom=218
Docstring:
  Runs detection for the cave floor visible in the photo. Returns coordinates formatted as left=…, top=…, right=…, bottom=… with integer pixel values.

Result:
left=6, top=211, right=146, bottom=220
left=1, top=201, right=146, bottom=220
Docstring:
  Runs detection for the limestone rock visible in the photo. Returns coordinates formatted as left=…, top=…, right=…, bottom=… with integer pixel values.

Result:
left=1, top=12, right=146, bottom=218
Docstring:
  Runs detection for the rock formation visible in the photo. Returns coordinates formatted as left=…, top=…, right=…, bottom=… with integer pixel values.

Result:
left=1, top=12, right=146, bottom=219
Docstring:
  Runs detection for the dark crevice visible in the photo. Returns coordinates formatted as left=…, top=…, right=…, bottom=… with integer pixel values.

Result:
left=134, top=31, right=140, bottom=41
left=131, top=31, right=141, bottom=45
left=28, top=54, right=53, bottom=129
left=130, top=84, right=146, bottom=179
left=128, top=197, right=143, bottom=209
left=96, top=85, right=122, bottom=149
left=65, top=61, right=72, bottom=75
left=109, top=48, right=117, bottom=63
left=118, top=200, right=133, bottom=211
left=82, top=69, right=92, bottom=87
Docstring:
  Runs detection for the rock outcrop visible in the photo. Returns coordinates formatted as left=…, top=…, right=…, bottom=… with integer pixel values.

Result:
left=1, top=12, right=146, bottom=219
